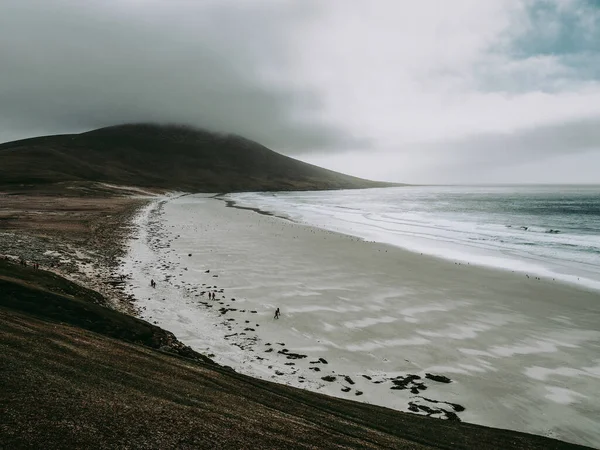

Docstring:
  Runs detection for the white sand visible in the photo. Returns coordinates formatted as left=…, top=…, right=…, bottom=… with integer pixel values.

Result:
left=121, top=194, right=600, bottom=448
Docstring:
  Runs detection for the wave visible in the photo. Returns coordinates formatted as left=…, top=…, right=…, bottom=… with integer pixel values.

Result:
left=506, top=225, right=561, bottom=234
left=228, top=186, right=600, bottom=291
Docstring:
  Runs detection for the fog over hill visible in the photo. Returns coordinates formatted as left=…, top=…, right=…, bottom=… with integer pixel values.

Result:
left=0, top=124, right=395, bottom=192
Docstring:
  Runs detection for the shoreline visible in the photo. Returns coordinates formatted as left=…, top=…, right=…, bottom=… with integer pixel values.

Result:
left=125, top=196, right=474, bottom=413
left=224, top=189, right=600, bottom=293
left=120, top=193, right=600, bottom=448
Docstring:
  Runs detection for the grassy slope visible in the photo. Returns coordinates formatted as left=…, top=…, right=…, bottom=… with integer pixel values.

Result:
left=0, top=124, right=395, bottom=192
left=0, top=260, right=589, bottom=450
left=0, top=260, right=211, bottom=361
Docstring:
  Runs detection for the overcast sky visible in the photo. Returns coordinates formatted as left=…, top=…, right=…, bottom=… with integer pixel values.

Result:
left=1, top=0, right=599, bottom=183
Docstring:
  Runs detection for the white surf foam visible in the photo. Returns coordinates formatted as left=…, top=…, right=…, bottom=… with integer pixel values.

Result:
left=228, top=187, right=600, bottom=292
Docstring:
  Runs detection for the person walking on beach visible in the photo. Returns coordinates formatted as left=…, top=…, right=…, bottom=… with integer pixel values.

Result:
left=274, top=307, right=281, bottom=320
left=150, top=279, right=156, bottom=288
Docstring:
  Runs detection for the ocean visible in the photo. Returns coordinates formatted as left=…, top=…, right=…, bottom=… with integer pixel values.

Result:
left=228, top=185, right=600, bottom=291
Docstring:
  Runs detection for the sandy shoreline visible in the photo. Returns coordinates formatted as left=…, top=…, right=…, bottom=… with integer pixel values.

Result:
left=120, top=194, right=600, bottom=448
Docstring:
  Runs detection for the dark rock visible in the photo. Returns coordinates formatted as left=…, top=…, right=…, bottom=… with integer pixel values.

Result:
left=321, top=376, right=336, bottom=382
left=343, top=376, right=355, bottom=385
left=425, top=373, right=452, bottom=383
left=415, top=404, right=436, bottom=415
left=445, top=411, right=461, bottom=421
left=278, top=349, right=307, bottom=360
left=390, top=374, right=421, bottom=390
left=416, top=396, right=465, bottom=413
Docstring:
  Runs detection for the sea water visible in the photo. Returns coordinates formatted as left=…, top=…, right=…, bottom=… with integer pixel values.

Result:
left=229, top=185, right=600, bottom=291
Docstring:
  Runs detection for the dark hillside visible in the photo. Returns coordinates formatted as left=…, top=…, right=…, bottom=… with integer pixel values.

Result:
left=0, top=124, right=395, bottom=192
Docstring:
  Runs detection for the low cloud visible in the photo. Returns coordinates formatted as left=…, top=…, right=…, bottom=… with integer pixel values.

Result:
left=306, top=117, right=600, bottom=184
left=0, top=0, right=362, bottom=152
left=428, top=116, right=600, bottom=168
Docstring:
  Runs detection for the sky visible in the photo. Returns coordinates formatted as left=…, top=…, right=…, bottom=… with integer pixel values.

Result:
left=1, top=0, right=599, bottom=184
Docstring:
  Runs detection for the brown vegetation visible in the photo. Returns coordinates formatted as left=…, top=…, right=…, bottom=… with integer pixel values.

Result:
left=0, top=186, right=150, bottom=314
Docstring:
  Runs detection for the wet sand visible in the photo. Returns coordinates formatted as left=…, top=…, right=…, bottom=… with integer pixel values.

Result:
left=123, top=194, right=600, bottom=448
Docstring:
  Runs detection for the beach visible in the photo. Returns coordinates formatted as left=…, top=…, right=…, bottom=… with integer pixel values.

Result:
left=121, top=193, right=600, bottom=448
left=4, top=191, right=591, bottom=450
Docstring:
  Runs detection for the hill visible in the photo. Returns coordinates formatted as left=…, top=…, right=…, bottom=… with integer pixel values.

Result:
left=0, top=259, right=588, bottom=449
left=0, top=124, right=395, bottom=192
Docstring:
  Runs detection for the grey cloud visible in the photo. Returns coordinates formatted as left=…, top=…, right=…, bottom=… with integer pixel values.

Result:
left=324, top=116, right=600, bottom=184
left=0, top=0, right=364, bottom=152
left=299, top=115, right=600, bottom=184
left=433, top=116, right=600, bottom=165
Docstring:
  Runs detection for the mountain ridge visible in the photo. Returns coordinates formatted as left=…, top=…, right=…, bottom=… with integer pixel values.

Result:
left=0, top=123, right=398, bottom=192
